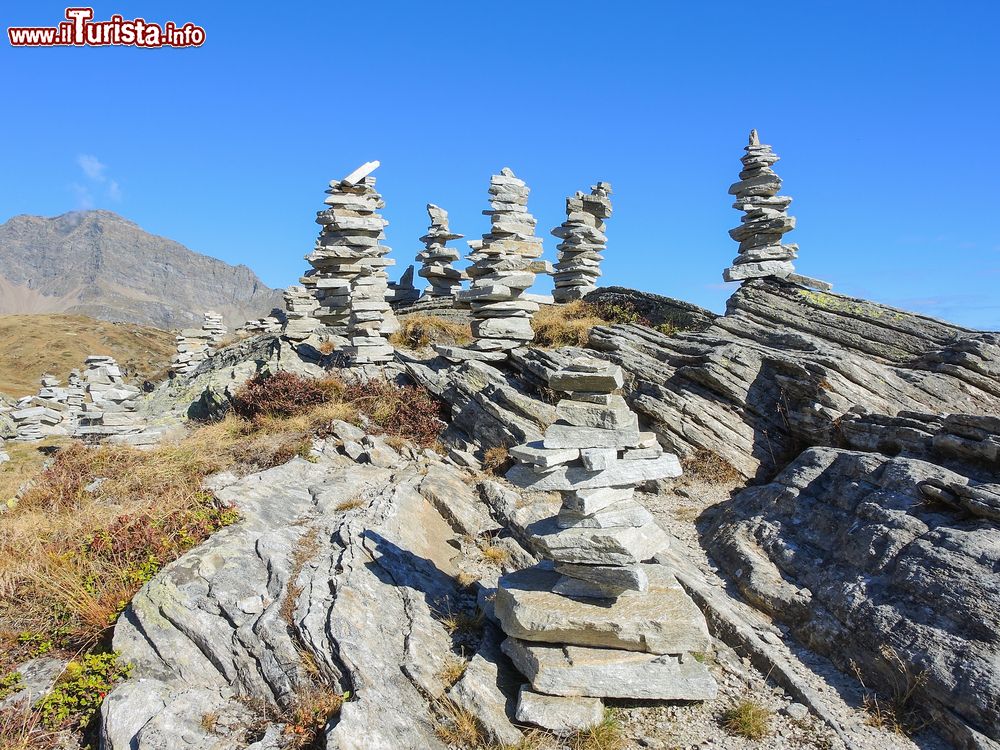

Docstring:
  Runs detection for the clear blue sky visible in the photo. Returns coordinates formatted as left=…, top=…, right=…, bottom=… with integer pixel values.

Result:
left=3, top=1, right=998, bottom=329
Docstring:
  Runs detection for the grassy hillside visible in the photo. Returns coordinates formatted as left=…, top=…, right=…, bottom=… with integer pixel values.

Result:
left=0, top=314, right=176, bottom=397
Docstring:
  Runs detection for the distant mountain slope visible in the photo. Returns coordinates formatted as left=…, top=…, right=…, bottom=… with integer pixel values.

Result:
left=0, top=210, right=284, bottom=329
left=0, top=314, right=176, bottom=397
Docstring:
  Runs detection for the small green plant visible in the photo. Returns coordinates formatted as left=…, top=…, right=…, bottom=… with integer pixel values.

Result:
left=722, top=698, right=771, bottom=740
left=0, top=671, right=24, bottom=700
left=37, top=652, right=132, bottom=730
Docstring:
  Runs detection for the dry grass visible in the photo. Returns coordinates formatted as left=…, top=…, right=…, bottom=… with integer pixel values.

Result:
left=0, top=437, right=66, bottom=502
left=681, top=449, right=743, bottom=485
left=0, top=705, right=64, bottom=750
left=0, top=314, right=175, bottom=398
left=453, top=571, right=480, bottom=589
left=479, top=541, right=511, bottom=568
left=531, top=301, right=607, bottom=348
left=433, top=699, right=484, bottom=747
left=335, top=496, right=366, bottom=512
left=437, top=653, right=469, bottom=688
left=284, top=684, right=347, bottom=749
left=854, top=646, right=929, bottom=736
left=435, top=607, right=484, bottom=637
left=481, top=446, right=511, bottom=476
left=391, top=315, right=472, bottom=349
left=722, top=699, right=771, bottom=739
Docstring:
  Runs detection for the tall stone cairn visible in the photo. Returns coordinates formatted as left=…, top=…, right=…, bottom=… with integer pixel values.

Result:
left=417, top=204, right=465, bottom=298
left=439, top=168, right=551, bottom=362
left=551, top=182, right=612, bottom=303
left=499, top=356, right=717, bottom=730
left=724, top=129, right=831, bottom=290
left=74, top=356, right=144, bottom=440
left=306, top=161, right=398, bottom=364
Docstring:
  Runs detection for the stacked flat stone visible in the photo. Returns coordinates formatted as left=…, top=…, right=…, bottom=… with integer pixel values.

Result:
left=417, top=204, right=465, bottom=298
left=551, top=182, right=612, bottom=303
left=438, top=168, right=551, bottom=362
left=282, top=286, right=320, bottom=341
left=0, top=438, right=8, bottom=465
left=499, top=356, right=717, bottom=730
left=240, top=311, right=284, bottom=336
left=75, top=356, right=144, bottom=439
left=387, top=265, right=420, bottom=304
left=171, top=312, right=226, bottom=375
left=11, top=374, right=73, bottom=440
left=724, top=130, right=831, bottom=291
left=307, top=161, right=398, bottom=364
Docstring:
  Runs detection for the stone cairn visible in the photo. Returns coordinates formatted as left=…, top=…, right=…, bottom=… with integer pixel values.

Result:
left=10, top=373, right=75, bottom=440
left=171, top=312, right=228, bottom=376
left=498, top=356, right=717, bottom=730
left=387, top=265, right=420, bottom=304
left=239, top=309, right=284, bottom=336
left=305, top=161, right=398, bottom=364
left=724, top=129, right=831, bottom=291
left=551, top=182, right=613, bottom=303
left=417, top=203, right=465, bottom=298
left=438, top=168, right=551, bottom=363
left=281, top=286, right=320, bottom=341
left=75, top=356, right=145, bottom=440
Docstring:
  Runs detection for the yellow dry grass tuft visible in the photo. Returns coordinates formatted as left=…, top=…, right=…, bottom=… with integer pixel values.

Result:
left=437, top=652, right=469, bottom=688
left=390, top=315, right=472, bottom=349
left=433, top=699, right=484, bottom=748
left=530, top=301, right=607, bottom=348
left=722, top=699, right=772, bottom=740
left=481, top=446, right=511, bottom=476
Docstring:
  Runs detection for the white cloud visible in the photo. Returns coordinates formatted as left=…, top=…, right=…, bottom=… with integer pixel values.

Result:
left=77, top=154, right=107, bottom=182
left=72, top=154, right=123, bottom=205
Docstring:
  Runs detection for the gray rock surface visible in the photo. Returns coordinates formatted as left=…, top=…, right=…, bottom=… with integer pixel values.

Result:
left=705, top=443, right=1000, bottom=750
left=102, top=451, right=502, bottom=749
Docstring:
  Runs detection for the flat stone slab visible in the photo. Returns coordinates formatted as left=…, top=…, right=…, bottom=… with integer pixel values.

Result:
left=554, top=562, right=648, bottom=593
left=556, top=500, right=652, bottom=529
left=495, top=564, right=711, bottom=653
left=502, top=638, right=718, bottom=700
left=506, top=454, right=681, bottom=491
left=527, top=517, right=672, bottom=565
left=543, top=422, right=639, bottom=449
left=515, top=686, right=603, bottom=733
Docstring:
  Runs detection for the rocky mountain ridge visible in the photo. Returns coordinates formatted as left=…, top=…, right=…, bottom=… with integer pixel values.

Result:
left=0, top=210, right=283, bottom=329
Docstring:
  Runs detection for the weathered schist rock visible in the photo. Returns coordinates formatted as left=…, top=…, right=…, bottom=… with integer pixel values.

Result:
left=498, top=356, right=716, bottom=731
left=306, top=162, right=399, bottom=364
left=551, top=182, right=612, bottom=303
left=280, top=286, right=320, bottom=342
left=417, top=203, right=465, bottom=298
left=170, top=312, right=228, bottom=376
left=724, top=130, right=830, bottom=291
left=10, top=373, right=74, bottom=441
left=437, top=168, right=552, bottom=363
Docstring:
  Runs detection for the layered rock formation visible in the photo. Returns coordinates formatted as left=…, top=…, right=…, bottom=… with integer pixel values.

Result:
left=724, top=130, right=829, bottom=290
left=499, top=357, right=715, bottom=729
left=438, top=168, right=551, bottom=363
left=417, top=204, right=465, bottom=298
left=305, top=162, right=398, bottom=364
left=280, top=286, right=319, bottom=342
left=551, top=182, right=612, bottom=302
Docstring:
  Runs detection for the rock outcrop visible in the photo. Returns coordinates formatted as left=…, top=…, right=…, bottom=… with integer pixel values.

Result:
left=705, top=427, right=1000, bottom=750
left=515, top=280, right=1000, bottom=480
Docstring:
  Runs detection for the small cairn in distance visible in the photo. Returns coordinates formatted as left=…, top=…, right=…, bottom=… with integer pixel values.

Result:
left=551, top=182, right=612, bottom=303
left=499, top=355, right=717, bottom=731
left=170, top=312, right=228, bottom=376
left=417, top=203, right=465, bottom=298
left=724, top=129, right=831, bottom=291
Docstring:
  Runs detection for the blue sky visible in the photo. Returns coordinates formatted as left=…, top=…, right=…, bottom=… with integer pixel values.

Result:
left=2, top=1, right=998, bottom=329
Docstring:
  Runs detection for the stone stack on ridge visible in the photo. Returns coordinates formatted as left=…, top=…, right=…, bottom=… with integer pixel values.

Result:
left=437, top=168, right=552, bottom=363
left=75, top=355, right=145, bottom=440
left=11, top=374, right=73, bottom=440
left=551, top=182, right=613, bottom=303
left=170, top=312, right=227, bottom=376
left=387, top=265, right=420, bottom=304
left=724, top=130, right=831, bottom=291
left=306, top=161, right=398, bottom=364
left=281, top=286, right=320, bottom=341
left=498, top=355, right=717, bottom=730
left=417, top=204, right=465, bottom=298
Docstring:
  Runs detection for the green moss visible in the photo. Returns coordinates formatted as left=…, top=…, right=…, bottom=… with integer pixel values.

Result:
left=0, top=670, right=24, bottom=700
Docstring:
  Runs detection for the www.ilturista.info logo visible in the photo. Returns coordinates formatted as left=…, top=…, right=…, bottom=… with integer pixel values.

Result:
left=8, top=7, right=205, bottom=48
